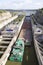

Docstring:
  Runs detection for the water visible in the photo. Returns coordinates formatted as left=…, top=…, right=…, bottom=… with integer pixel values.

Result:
left=9, top=10, right=37, bottom=16
left=23, top=10, right=36, bottom=16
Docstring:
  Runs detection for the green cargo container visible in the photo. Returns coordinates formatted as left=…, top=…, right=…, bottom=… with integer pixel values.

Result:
left=15, top=39, right=24, bottom=47
left=9, top=39, right=24, bottom=62
left=10, top=56, right=14, bottom=61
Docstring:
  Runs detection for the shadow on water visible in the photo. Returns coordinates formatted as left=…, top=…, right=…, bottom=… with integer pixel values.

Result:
left=22, top=44, right=39, bottom=65
left=22, top=16, right=39, bottom=65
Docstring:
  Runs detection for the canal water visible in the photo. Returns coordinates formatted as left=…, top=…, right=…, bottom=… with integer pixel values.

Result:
left=6, top=16, right=39, bottom=65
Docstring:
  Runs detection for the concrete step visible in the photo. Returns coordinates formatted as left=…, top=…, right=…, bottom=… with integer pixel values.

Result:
left=2, top=35, right=13, bottom=38
left=0, top=41, right=10, bottom=44
left=2, top=38, right=12, bottom=40
left=0, top=51, right=4, bottom=54
left=0, top=46, right=7, bottom=48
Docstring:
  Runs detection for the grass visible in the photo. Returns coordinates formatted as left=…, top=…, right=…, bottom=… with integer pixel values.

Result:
left=0, top=10, right=6, bottom=13
left=12, top=12, right=18, bottom=16
left=13, top=15, right=24, bottom=22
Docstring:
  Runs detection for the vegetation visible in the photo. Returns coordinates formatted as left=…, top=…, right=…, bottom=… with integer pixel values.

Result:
left=0, top=10, right=6, bottom=13
left=12, top=12, right=18, bottom=16
left=13, top=15, right=24, bottom=22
